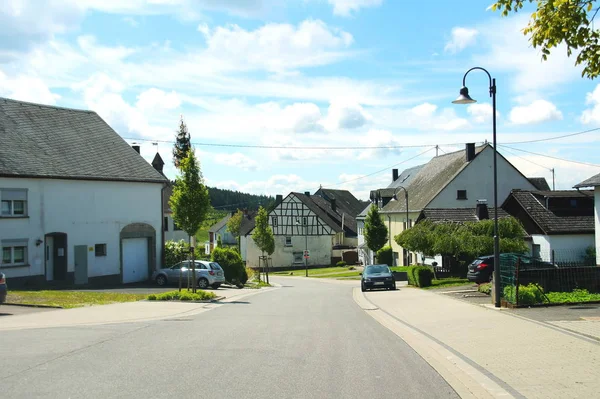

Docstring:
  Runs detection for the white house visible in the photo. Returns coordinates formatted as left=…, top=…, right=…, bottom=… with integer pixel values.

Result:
left=360, top=143, right=539, bottom=266
left=241, top=192, right=359, bottom=268
left=162, top=183, right=188, bottom=244
left=206, top=212, right=237, bottom=254
left=575, top=173, right=600, bottom=265
left=502, top=189, right=595, bottom=263
left=0, top=97, right=167, bottom=287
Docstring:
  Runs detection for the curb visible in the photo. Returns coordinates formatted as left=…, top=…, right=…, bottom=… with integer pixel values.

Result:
left=353, top=288, right=520, bottom=399
left=2, top=303, right=63, bottom=309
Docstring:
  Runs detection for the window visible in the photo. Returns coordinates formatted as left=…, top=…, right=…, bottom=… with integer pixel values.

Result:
left=285, top=237, right=292, bottom=246
left=303, top=217, right=308, bottom=225
left=293, top=252, right=303, bottom=263
left=532, top=244, right=541, bottom=259
left=570, top=199, right=577, bottom=208
left=457, top=190, right=467, bottom=200
left=271, top=216, right=278, bottom=227
left=95, top=244, right=107, bottom=257
left=0, top=189, right=28, bottom=217
left=1, top=240, right=28, bottom=266
left=174, top=221, right=182, bottom=231
left=164, top=216, right=169, bottom=231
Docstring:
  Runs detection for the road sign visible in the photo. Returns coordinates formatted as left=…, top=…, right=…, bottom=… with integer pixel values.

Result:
left=303, top=250, right=310, bottom=259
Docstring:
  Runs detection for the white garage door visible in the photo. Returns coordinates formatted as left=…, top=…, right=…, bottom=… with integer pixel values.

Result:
left=122, top=238, right=149, bottom=284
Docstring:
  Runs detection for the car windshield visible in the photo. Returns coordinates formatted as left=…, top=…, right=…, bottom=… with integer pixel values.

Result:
left=365, top=265, right=390, bottom=274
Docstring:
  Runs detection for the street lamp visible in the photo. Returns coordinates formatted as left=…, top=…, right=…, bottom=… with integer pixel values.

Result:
left=393, top=186, right=409, bottom=267
left=296, top=218, right=308, bottom=277
left=452, top=66, right=500, bottom=308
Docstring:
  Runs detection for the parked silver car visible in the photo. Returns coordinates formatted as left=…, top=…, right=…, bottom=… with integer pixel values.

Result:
left=152, top=261, right=225, bottom=289
left=0, top=272, right=6, bottom=303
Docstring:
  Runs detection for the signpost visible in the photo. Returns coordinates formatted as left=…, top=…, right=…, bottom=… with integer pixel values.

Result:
left=303, top=250, right=310, bottom=259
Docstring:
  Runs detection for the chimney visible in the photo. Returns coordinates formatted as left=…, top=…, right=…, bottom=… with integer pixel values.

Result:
left=466, top=143, right=476, bottom=162
left=392, top=169, right=399, bottom=182
left=331, top=198, right=337, bottom=212
left=151, top=153, right=165, bottom=174
left=276, top=194, right=283, bottom=205
left=305, top=191, right=310, bottom=196
left=132, top=145, right=140, bottom=154
left=476, top=199, right=489, bottom=220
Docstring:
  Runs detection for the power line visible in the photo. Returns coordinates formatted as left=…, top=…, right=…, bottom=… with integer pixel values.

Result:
left=124, top=136, right=482, bottom=150
left=500, top=146, right=553, bottom=171
left=501, top=127, right=600, bottom=145
left=498, top=144, right=600, bottom=168
left=321, top=146, right=436, bottom=189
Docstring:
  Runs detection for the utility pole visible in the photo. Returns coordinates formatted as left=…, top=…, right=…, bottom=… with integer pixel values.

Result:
left=435, top=145, right=439, bottom=157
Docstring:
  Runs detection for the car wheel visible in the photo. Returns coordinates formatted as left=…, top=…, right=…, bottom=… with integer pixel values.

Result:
left=361, top=282, right=366, bottom=292
left=197, top=278, right=209, bottom=289
left=211, top=283, right=221, bottom=289
left=391, top=284, right=396, bottom=290
left=156, top=275, right=167, bottom=286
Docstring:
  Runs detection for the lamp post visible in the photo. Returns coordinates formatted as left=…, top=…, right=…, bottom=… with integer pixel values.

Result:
left=393, top=186, right=409, bottom=267
left=452, top=66, right=500, bottom=308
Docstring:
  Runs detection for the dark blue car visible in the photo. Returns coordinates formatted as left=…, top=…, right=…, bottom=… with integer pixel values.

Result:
left=0, top=272, right=6, bottom=303
left=361, top=264, right=396, bottom=292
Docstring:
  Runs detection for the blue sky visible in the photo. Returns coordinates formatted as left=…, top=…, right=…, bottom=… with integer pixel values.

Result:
left=1, top=0, right=599, bottom=200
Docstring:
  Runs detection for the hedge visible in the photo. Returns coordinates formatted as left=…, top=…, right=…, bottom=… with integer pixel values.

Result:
left=407, top=265, right=434, bottom=287
left=503, top=284, right=545, bottom=306
left=211, top=246, right=245, bottom=285
left=376, top=246, right=393, bottom=266
left=147, top=290, right=216, bottom=301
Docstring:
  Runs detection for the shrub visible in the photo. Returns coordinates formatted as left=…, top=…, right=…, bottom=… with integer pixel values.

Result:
left=336, top=260, right=347, bottom=267
left=376, top=246, right=393, bottom=266
left=503, top=284, right=545, bottom=306
left=150, top=290, right=216, bottom=301
left=348, top=266, right=356, bottom=270
left=246, top=267, right=257, bottom=281
left=240, top=267, right=248, bottom=285
left=211, top=246, right=245, bottom=284
left=164, top=239, right=206, bottom=266
left=406, top=265, right=433, bottom=287
left=478, top=283, right=491, bottom=295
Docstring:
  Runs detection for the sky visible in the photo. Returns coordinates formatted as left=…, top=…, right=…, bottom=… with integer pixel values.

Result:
left=1, top=0, right=600, bottom=200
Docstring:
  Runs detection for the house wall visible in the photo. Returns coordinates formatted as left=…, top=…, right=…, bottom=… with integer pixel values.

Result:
left=164, top=214, right=188, bottom=243
left=384, top=210, right=421, bottom=266
left=0, top=178, right=162, bottom=284
left=216, top=225, right=236, bottom=246
left=428, top=146, right=537, bottom=209
left=530, top=234, right=595, bottom=262
left=244, top=234, right=333, bottom=268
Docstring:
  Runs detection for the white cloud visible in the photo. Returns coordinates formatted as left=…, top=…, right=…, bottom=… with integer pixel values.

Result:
left=0, top=69, right=60, bottom=104
left=370, top=103, right=470, bottom=133
left=136, top=88, right=182, bottom=112
left=228, top=174, right=322, bottom=196
left=473, top=16, right=582, bottom=93
left=410, top=102, right=437, bottom=117
left=322, top=100, right=370, bottom=130
left=328, top=0, right=383, bottom=17
left=201, top=20, right=354, bottom=74
left=581, top=84, right=600, bottom=125
left=467, top=103, right=496, bottom=124
left=214, top=152, right=258, bottom=171
left=444, top=27, right=478, bottom=54
left=77, top=35, right=136, bottom=63
left=509, top=100, right=562, bottom=125
left=123, top=17, right=139, bottom=27
left=357, top=129, right=403, bottom=160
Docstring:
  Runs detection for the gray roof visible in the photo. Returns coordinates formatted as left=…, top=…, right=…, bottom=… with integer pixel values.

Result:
left=419, top=208, right=509, bottom=223
left=357, top=202, right=374, bottom=218
left=310, top=194, right=358, bottom=236
left=293, top=193, right=344, bottom=233
left=0, top=97, right=166, bottom=183
left=313, top=188, right=368, bottom=217
left=574, top=172, right=600, bottom=188
left=388, top=164, right=425, bottom=189
left=381, top=145, right=487, bottom=213
left=209, top=214, right=232, bottom=233
left=528, top=177, right=551, bottom=191
left=505, top=190, right=594, bottom=234
left=239, top=211, right=258, bottom=236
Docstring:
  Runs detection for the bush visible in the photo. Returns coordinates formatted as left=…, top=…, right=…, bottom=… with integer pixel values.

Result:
left=164, top=239, right=207, bottom=266
left=149, top=290, right=216, bottom=301
left=478, top=283, right=491, bottom=295
left=240, top=267, right=248, bottom=285
left=406, top=265, right=433, bottom=287
left=376, top=246, right=393, bottom=266
left=503, top=284, right=545, bottom=306
left=336, top=261, right=347, bottom=267
left=211, top=247, right=245, bottom=284
left=246, top=267, right=257, bottom=281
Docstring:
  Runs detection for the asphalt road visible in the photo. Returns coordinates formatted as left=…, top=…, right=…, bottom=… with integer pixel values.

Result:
left=0, top=277, right=458, bottom=399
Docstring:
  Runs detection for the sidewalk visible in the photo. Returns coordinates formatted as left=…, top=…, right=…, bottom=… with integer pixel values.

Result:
left=0, top=286, right=276, bottom=331
left=360, top=287, right=600, bottom=399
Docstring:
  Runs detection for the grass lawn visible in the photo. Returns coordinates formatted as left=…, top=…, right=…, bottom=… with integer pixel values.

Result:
left=6, top=291, right=148, bottom=309
left=273, top=266, right=356, bottom=276
left=421, top=278, right=471, bottom=290
left=244, top=280, right=272, bottom=289
left=545, top=289, right=600, bottom=304
left=313, top=271, right=362, bottom=278
left=389, top=266, right=410, bottom=272
left=148, top=290, right=216, bottom=301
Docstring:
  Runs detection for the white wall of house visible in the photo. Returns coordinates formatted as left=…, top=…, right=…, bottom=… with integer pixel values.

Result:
left=428, top=147, right=536, bottom=209
left=215, top=225, right=236, bottom=246
left=383, top=210, right=421, bottom=266
left=245, top=234, right=333, bottom=268
left=530, top=234, right=595, bottom=263
left=0, top=178, right=162, bottom=281
left=164, top=214, right=188, bottom=243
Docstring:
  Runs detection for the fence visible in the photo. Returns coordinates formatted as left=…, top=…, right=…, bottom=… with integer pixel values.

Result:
left=500, top=249, right=599, bottom=306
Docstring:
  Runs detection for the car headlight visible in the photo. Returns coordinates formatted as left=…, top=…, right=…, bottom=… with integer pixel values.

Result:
left=364, top=278, right=371, bottom=282
left=386, top=277, right=393, bottom=281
